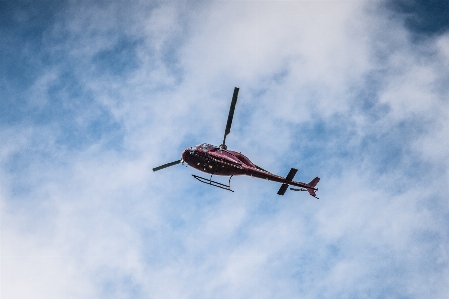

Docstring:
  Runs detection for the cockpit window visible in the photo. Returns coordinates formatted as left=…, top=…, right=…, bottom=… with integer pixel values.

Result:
left=199, top=143, right=218, bottom=151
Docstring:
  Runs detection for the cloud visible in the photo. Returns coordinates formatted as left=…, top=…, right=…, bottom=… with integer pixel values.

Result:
left=2, top=1, right=449, bottom=298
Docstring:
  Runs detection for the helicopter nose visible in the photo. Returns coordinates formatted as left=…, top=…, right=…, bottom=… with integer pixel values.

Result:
left=182, top=146, right=197, bottom=158
left=182, top=147, right=191, bottom=161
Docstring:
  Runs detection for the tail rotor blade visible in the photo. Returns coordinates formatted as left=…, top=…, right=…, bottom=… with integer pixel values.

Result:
left=221, top=87, right=239, bottom=148
left=153, top=160, right=181, bottom=172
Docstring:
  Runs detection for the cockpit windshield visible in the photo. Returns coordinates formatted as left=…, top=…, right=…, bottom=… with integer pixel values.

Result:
left=198, top=143, right=219, bottom=152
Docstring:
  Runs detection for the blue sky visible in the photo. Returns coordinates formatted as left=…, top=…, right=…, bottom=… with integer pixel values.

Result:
left=1, top=1, right=449, bottom=298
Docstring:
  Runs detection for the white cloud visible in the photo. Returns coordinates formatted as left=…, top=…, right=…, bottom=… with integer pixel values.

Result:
left=2, top=1, right=449, bottom=298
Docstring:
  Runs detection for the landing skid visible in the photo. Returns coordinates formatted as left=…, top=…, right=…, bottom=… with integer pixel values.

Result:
left=192, top=174, right=234, bottom=192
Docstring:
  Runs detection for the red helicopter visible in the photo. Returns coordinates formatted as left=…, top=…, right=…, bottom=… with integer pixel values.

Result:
left=153, top=87, right=320, bottom=198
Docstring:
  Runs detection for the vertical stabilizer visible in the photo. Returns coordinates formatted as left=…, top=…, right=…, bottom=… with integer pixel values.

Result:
left=308, top=177, right=320, bottom=188
left=306, top=177, right=320, bottom=199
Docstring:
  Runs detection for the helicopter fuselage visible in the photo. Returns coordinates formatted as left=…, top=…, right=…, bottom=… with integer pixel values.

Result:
left=182, top=143, right=314, bottom=190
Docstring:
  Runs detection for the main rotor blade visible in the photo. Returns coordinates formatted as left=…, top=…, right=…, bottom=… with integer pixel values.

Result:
left=153, top=160, right=181, bottom=172
left=222, top=87, right=239, bottom=147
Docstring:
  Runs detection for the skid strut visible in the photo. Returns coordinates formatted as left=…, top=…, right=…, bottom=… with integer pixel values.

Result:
left=192, top=174, right=234, bottom=192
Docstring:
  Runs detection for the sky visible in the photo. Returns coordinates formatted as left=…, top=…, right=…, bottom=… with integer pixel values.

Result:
left=1, top=0, right=449, bottom=298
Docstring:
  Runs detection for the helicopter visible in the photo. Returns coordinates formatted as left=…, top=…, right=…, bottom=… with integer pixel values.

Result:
left=153, top=87, right=320, bottom=198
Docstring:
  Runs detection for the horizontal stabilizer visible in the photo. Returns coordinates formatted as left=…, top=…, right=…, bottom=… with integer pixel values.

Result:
left=285, top=168, right=298, bottom=181
left=277, top=168, right=298, bottom=196
left=277, top=184, right=289, bottom=195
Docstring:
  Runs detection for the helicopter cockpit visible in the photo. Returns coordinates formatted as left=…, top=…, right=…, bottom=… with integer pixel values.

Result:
left=198, top=143, right=219, bottom=152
